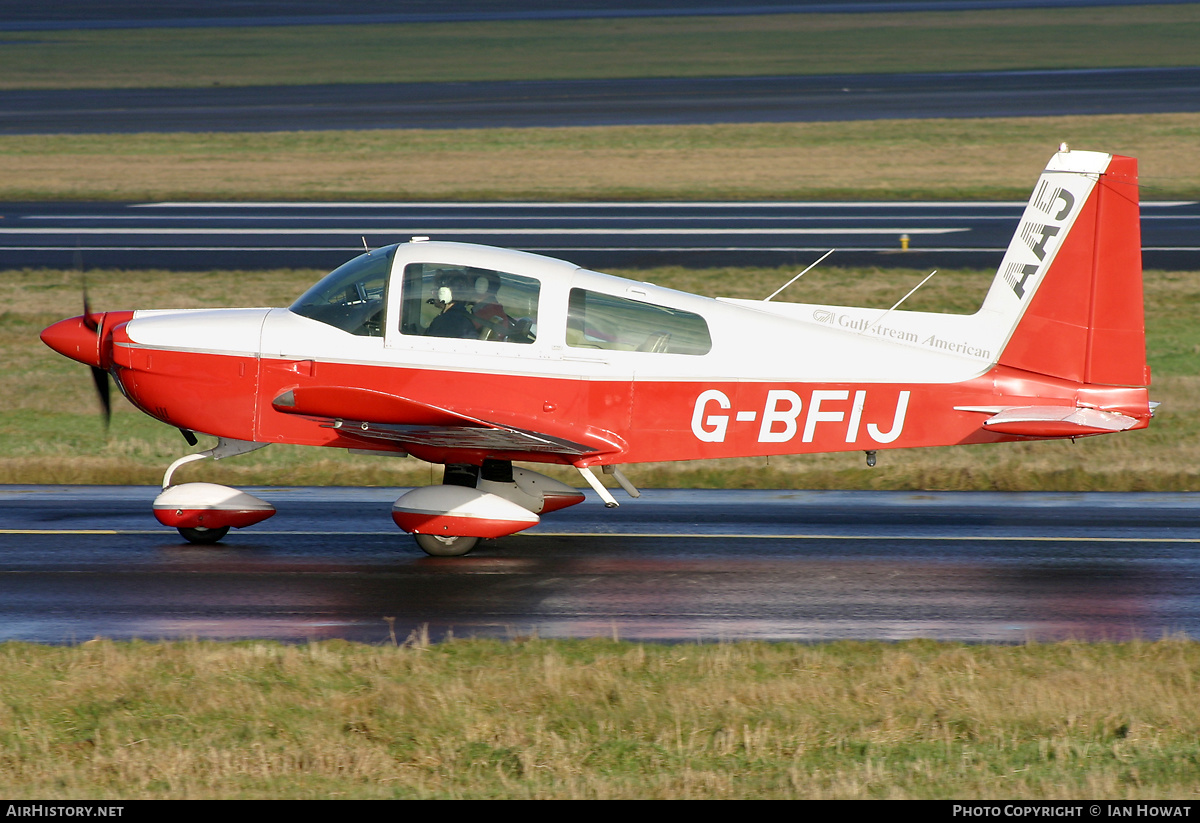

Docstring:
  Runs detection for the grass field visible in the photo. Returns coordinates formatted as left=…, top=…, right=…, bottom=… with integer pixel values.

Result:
left=4, top=263, right=1196, bottom=491
left=2, top=637, right=1198, bottom=799
left=2, top=5, right=1197, bottom=89
left=3, top=113, right=1199, bottom=202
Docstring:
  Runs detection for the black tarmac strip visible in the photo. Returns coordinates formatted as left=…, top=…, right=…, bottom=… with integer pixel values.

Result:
left=5, top=67, right=1200, bottom=135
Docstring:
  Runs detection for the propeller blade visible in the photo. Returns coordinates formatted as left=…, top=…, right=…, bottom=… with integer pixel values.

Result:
left=76, top=276, right=110, bottom=426
left=81, top=283, right=99, bottom=332
left=90, top=365, right=111, bottom=427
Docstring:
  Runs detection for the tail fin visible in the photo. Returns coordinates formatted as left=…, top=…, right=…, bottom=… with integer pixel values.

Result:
left=980, top=148, right=1147, bottom=387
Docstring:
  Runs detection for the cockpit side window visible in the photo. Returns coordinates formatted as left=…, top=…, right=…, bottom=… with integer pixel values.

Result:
left=290, top=245, right=395, bottom=337
left=567, top=288, right=712, bottom=355
left=400, top=263, right=539, bottom=344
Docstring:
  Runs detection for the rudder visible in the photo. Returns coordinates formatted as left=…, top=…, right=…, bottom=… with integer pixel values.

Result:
left=981, top=148, right=1147, bottom=388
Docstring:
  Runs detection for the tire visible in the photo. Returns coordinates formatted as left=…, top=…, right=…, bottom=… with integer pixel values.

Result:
left=413, top=533, right=478, bottom=557
left=178, top=525, right=231, bottom=545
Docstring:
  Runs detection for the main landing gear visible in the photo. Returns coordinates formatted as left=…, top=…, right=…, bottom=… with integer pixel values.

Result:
left=390, top=460, right=644, bottom=557
left=177, top=525, right=231, bottom=545
left=413, top=533, right=479, bottom=557
left=391, top=460, right=588, bottom=557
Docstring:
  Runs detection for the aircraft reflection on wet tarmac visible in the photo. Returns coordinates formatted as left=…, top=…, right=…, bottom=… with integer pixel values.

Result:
left=1, top=486, right=1198, bottom=645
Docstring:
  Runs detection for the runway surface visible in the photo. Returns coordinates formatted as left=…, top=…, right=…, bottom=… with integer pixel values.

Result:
left=7, top=67, right=1200, bottom=135
left=2, top=486, right=1198, bottom=645
left=6, top=198, right=1197, bottom=271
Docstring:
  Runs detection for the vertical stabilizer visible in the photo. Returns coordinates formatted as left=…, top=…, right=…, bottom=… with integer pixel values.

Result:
left=980, top=149, right=1147, bottom=387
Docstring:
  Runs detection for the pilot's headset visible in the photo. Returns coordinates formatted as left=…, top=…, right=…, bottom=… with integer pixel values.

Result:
left=433, top=271, right=456, bottom=306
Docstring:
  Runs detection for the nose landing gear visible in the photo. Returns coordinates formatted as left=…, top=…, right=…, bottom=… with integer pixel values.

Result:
left=153, top=439, right=274, bottom=544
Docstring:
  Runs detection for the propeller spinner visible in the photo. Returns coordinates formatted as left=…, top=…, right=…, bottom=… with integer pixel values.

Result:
left=40, top=290, right=114, bottom=426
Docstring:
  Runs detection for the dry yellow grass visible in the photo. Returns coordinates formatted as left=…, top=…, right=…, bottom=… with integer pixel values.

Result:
left=1, top=114, right=1198, bottom=201
left=2, top=637, right=1198, bottom=799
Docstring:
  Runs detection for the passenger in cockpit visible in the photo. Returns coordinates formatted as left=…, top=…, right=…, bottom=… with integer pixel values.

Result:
left=425, top=274, right=479, bottom=339
left=473, top=274, right=513, bottom=341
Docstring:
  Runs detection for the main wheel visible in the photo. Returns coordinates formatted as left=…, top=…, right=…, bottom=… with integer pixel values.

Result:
left=178, top=525, right=231, bottom=545
left=413, top=533, right=478, bottom=557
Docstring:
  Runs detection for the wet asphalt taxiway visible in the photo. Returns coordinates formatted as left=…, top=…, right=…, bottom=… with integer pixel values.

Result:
left=2, top=486, right=1199, bottom=645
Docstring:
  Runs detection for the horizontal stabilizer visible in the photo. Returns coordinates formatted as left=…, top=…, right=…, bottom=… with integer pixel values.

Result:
left=978, top=406, right=1139, bottom=437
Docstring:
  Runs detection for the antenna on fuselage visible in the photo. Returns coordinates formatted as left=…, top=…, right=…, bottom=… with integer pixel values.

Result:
left=361, top=236, right=370, bottom=252
left=864, top=269, right=937, bottom=333
left=765, top=249, right=834, bottom=301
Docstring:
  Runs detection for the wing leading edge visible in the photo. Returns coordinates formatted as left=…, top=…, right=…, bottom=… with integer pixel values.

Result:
left=271, top=385, right=605, bottom=461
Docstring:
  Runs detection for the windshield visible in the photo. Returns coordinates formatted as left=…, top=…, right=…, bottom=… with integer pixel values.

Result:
left=290, top=245, right=397, bottom=337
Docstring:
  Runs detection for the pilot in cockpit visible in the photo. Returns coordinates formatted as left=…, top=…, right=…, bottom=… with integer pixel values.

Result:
left=425, top=273, right=479, bottom=339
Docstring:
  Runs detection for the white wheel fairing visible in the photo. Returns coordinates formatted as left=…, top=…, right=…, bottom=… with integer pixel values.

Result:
left=153, top=483, right=276, bottom=530
left=391, top=485, right=539, bottom=538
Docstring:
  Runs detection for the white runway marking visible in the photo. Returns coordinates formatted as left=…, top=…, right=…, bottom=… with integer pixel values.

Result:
left=0, top=227, right=970, bottom=236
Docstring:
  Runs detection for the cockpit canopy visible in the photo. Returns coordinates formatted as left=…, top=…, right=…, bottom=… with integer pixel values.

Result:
left=289, top=241, right=710, bottom=355
left=290, top=245, right=395, bottom=337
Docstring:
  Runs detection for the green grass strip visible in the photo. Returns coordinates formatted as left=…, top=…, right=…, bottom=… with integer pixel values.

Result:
left=2, top=113, right=1199, bottom=201
left=1, top=637, right=1199, bottom=799
left=2, top=6, right=1198, bottom=90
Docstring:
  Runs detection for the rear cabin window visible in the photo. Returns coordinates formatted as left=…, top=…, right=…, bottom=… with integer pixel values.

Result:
left=400, top=263, right=539, bottom=344
left=567, top=288, right=711, bottom=355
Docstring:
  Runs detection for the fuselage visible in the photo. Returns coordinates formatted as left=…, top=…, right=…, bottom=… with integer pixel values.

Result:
left=42, top=240, right=1151, bottom=470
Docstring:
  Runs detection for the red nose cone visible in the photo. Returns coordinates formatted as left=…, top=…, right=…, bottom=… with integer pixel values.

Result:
left=40, top=315, right=101, bottom=368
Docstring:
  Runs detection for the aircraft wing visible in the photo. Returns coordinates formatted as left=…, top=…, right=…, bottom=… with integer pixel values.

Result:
left=271, top=386, right=601, bottom=458
left=323, top=419, right=598, bottom=455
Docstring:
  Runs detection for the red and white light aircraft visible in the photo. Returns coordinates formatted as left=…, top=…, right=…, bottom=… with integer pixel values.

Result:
left=42, top=147, right=1153, bottom=555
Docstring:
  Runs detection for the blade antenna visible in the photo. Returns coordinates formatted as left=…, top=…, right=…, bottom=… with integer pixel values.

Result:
left=765, top=249, right=833, bottom=301
left=865, top=270, right=937, bottom=333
